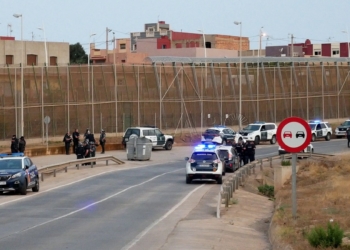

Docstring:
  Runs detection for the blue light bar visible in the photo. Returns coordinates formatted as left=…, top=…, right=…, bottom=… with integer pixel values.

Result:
left=195, top=144, right=216, bottom=150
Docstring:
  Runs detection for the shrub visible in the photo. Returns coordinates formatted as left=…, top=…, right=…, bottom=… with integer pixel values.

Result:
left=307, top=222, right=344, bottom=248
left=281, top=160, right=291, bottom=166
left=258, top=184, right=274, bottom=197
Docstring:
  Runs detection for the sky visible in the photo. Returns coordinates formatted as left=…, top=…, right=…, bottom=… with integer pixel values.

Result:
left=2, top=0, right=350, bottom=53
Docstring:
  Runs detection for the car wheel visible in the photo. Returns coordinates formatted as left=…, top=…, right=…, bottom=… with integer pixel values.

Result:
left=311, top=134, right=316, bottom=142
left=254, top=136, right=260, bottom=145
left=165, top=140, right=173, bottom=150
left=186, top=175, right=192, bottom=184
left=217, top=176, right=223, bottom=185
left=32, top=179, right=39, bottom=192
left=19, top=180, right=27, bottom=195
left=270, top=135, right=276, bottom=144
left=325, top=133, right=331, bottom=141
left=311, top=148, right=314, bottom=153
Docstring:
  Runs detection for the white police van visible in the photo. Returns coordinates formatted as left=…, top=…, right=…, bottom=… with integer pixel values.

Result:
left=308, top=120, right=332, bottom=142
left=185, top=143, right=224, bottom=184
left=240, top=122, right=277, bottom=145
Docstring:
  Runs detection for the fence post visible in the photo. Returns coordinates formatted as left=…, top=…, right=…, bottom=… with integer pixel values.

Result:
left=65, top=167, right=67, bottom=173
left=41, top=173, right=44, bottom=182
left=260, top=159, right=263, bottom=170
left=269, top=157, right=272, bottom=168
left=253, top=163, right=256, bottom=174
left=232, top=178, right=236, bottom=192
left=53, top=169, right=56, bottom=177
left=106, top=160, right=109, bottom=166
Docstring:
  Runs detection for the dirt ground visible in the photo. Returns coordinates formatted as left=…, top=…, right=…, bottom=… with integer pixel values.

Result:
left=241, top=154, right=350, bottom=249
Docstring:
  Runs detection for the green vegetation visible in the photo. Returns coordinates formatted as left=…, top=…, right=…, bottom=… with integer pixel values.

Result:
left=258, top=184, right=274, bottom=197
left=307, top=222, right=344, bottom=248
left=281, top=160, right=291, bottom=166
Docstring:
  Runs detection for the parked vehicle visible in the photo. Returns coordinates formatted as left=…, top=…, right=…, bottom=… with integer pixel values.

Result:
left=201, top=125, right=244, bottom=145
left=240, top=121, right=277, bottom=145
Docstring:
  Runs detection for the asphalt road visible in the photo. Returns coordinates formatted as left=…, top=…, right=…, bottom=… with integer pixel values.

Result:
left=0, top=139, right=347, bottom=250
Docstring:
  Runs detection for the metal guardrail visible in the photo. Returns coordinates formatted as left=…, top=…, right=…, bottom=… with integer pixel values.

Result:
left=39, top=155, right=125, bottom=181
left=216, top=152, right=334, bottom=218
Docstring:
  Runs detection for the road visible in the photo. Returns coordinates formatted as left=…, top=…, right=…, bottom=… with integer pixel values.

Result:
left=0, top=139, right=347, bottom=249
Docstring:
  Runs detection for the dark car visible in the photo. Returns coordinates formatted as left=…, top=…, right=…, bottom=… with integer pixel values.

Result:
left=0, top=153, right=39, bottom=195
left=296, top=131, right=305, bottom=138
left=216, top=146, right=238, bottom=172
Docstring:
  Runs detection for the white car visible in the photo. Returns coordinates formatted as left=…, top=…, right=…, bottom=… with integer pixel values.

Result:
left=278, top=144, right=314, bottom=155
left=240, top=122, right=277, bottom=145
left=308, top=120, right=332, bottom=141
left=201, top=126, right=244, bottom=145
left=185, top=144, right=224, bottom=184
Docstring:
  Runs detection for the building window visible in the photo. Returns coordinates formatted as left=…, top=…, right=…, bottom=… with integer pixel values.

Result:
left=133, top=44, right=137, bottom=51
left=120, top=44, right=126, bottom=50
left=332, top=50, right=339, bottom=55
left=6, top=55, right=13, bottom=65
left=27, top=54, right=37, bottom=66
left=162, top=44, right=167, bottom=49
left=49, top=56, right=57, bottom=66
left=121, top=59, right=126, bottom=63
left=314, top=51, right=321, bottom=56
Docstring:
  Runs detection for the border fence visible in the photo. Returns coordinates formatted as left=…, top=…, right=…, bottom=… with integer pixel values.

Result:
left=0, top=56, right=349, bottom=140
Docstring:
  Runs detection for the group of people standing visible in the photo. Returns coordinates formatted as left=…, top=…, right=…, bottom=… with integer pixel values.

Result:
left=10, top=135, right=26, bottom=154
left=231, top=140, right=256, bottom=167
left=63, top=128, right=107, bottom=159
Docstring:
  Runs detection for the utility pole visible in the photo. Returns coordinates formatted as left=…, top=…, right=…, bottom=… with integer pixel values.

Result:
left=106, top=27, right=112, bottom=63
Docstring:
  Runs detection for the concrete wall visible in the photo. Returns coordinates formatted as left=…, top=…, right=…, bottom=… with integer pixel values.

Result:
left=274, top=165, right=300, bottom=193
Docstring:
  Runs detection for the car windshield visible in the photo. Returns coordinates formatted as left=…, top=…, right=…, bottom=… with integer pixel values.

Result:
left=191, top=152, right=217, bottom=161
left=342, top=121, right=350, bottom=126
left=217, top=150, right=229, bottom=159
left=309, top=124, right=316, bottom=130
left=0, top=159, right=22, bottom=170
left=243, top=125, right=260, bottom=131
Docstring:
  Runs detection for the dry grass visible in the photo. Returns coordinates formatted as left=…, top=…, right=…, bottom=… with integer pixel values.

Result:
left=273, top=155, right=350, bottom=249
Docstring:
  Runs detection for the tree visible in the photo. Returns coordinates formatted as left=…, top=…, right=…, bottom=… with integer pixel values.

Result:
left=69, top=43, right=88, bottom=64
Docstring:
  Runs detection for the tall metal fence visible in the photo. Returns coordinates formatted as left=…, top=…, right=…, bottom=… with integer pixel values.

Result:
left=0, top=56, right=349, bottom=140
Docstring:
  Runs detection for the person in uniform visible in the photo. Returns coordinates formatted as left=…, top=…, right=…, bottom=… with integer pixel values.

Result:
left=235, top=141, right=243, bottom=167
left=83, top=139, right=91, bottom=166
left=10, top=135, right=19, bottom=153
left=72, top=128, right=80, bottom=154
left=246, top=140, right=256, bottom=163
left=19, top=136, right=26, bottom=153
left=99, top=129, right=106, bottom=154
left=242, top=141, right=248, bottom=165
left=347, top=127, right=350, bottom=148
left=63, top=132, right=72, bottom=155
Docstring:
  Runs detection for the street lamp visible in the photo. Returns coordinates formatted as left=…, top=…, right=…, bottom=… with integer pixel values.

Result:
left=88, top=33, right=96, bottom=133
left=38, top=26, right=48, bottom=67
left=342, top=30, right=350, bottom=58
left=257, top=27, right=265, bottom=121
left=13, top=13, right=24, bottom=137
left=234, top=21, right=242, bottom=131
left=197, top=29, right=206, bottom=131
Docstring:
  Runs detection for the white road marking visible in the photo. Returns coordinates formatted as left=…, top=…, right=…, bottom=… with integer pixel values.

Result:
left=0, top=161, right=180, bottom=207
left=0, top=168, right=183, bottom=240
left=121, top=184, right=205, bottom=250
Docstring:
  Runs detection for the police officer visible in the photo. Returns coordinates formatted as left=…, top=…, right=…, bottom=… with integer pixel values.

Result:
left=99, top=129, right=106, bottom=154
left=63, top=132, right=72, bottom=155
left=72, top=128, right=80, bottom=153
left=242, top=141, right=249, bottom=165
left=19, top=136, right=26, bottom=153
left=346, top=127, right=350, bottom=148
left=83, top=139, right=91, bottom=165
left=10, top=135, right=19, bottom=153
left=246, top=140, right=256, bottom=163
left=235, top=141, right=243, bottom=167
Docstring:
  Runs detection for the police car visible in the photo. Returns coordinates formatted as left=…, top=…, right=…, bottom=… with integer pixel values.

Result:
left=239, top=121, right=277, bottom=145
left=335, top=119, right=350, bottom=138
left=122, top=126, right=174, bottom=150
left=278, top=144, right=314, bottom=155
left=185, top=143, right=224, bottom=184
left=308, top=120, right=332, bottom=142
left=0, top=153, right=39, bottom=195
left=201, top=125, right=244, bottom=145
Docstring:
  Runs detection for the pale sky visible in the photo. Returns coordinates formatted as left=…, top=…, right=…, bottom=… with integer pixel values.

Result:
left=2, top=0, right=350, bottom=52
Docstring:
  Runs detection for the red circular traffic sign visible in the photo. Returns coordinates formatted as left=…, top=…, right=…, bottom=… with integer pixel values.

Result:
left=276, top=117, right=311, bottom=153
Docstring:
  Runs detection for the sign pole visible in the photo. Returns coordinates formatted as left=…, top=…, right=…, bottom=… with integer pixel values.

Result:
left=292, top=153, right=297, bottom=218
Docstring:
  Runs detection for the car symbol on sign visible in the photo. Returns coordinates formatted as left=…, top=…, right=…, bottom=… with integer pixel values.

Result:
left=296, top=131, right=305, bottom=138
left=283, top=131, right=292, bottom=138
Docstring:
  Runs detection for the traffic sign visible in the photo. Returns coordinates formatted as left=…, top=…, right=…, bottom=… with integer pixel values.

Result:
left=276, top=116, right=311, bottom=153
